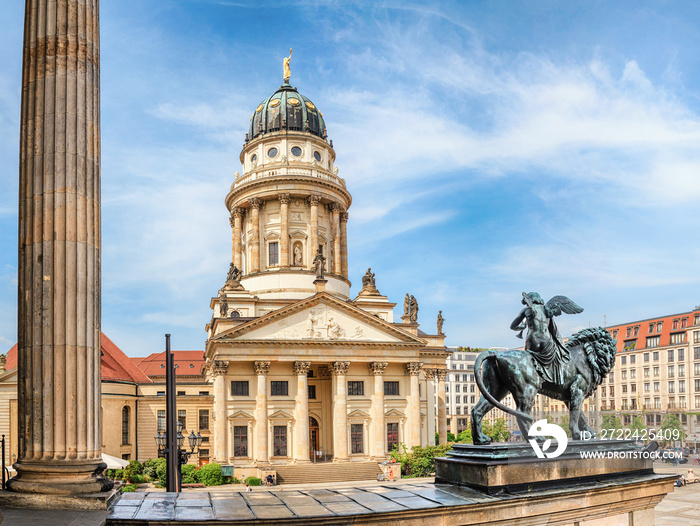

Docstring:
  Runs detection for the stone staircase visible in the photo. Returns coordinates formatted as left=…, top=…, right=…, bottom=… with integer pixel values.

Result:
left=274, top=461, right=383, bottom=485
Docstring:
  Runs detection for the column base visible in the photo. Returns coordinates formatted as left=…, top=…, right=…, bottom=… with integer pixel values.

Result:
left=7, top=460, right=113, bottom=495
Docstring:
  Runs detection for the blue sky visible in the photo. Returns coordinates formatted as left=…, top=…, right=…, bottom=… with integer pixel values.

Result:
left=2, top=1, right=700, bottom=356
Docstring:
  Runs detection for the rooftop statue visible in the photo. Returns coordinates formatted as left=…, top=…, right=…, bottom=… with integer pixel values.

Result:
left=437, top=310, right=444, bottom=335
left=471, top=292, right=617, bottom=444
left=362, top=268, right=375, bottom=289
left=312, top=247, right=326, bottom=280
left=283, top=48, right=292, bottom=82
left=409, top=295, right=419, bottom=323
left=227, top=262, right=241, bottom=283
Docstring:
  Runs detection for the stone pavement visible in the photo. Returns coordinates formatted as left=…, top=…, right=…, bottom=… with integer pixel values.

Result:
left=653, top=461, right=700, bottom=526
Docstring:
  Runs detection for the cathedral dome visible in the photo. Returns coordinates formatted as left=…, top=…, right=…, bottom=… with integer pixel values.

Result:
left=247, top=82, right=327, bottom=141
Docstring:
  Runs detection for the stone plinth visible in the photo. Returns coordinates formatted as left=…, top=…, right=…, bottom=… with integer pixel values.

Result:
left=0, top=486, right=119, bottom=510
left=436, top=439, right=656, bottom=495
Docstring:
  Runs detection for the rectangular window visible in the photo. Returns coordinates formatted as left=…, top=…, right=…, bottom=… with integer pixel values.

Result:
left=634, top=326, right=639, bottom=336
left=653, top=366, right=659, bottom=376
left=612, top=330, right=618, bottom=338
left=654, top=398, right=661, bottom=409
left=455, top=385, right=460, bottom=393
left=269, top=242, right=279, bottom=266
left=384, top=381, right=400, bottom=396
left=653, top=351, right=659, bottom=361
left=649, top=323, right=655, bottom=334
left=695, top=347, right=700, bottom=360
left=198, top=448, right=210, bottom=457
left=695, top=379, right=700, bottom=391
left=621, top=370, right=627, bottom=380
left=233, top=426, right=248, bottom=457
left=630, top=369, right=636, bottom=379
left=626, top=327, right=632, bottom=337
left=669, top=381, right=675, bottom=394
left=679, top=364, right=685, bottom=377
left=646, top=336, right=660, bottom=348
left=308, top=384, right=316, bottom=400
left=199, top=410, right=209, bottom=430
left=271, top=381, right=289, bottom=396
left=348, top=381, right=364, bottom=396
left=673, top=319, right=680, bottom=330
left=622, top=385, right=628, bottom=393
left=668, top=365, right=675, bottom=378
left=630, top=355, right=636, bottom=364
left=273, top=426, right=287, bottom=456
left=456, top=396, right=461, bottom=403
left=631, top=383, right=637, bottom=393
left=696, top=395, right=700, bottom=409
left=623, top=340, right=637, bottom=351
left=178, top=410, right=186, bottom=429
left=668, top=349, right=675, bottom=362
left=654, top=382, right=660, bottom=392
left=387, top=423, right=399, bottom=452
left=621, top=356, right=627, bottom=365
left=122, top=407, right=130, bottom=445
left=644, top=353, right=649, bottom=362
left=157, top=410, right=165, bottom=431
left=231, top=381, right=249, bottom=396
left=199, top=391, right=210, bottom=396
left=351, top=424, right=364, bottom=454
left=695, top=333, right=700, bottom=344
left=157, top=391, right=165, bottom=396
left=678, top=349, right=685, bottom=362
left=177, top=390, right=186, bottom=396
left=643, top=368, right=649, bottom=377
left=679, top=380, right=686, bottom=393
left=644, top=382, right=650, bottom=392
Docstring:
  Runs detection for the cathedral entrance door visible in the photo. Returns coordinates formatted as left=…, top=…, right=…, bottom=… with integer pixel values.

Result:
left=309, top=417, right=319, bottom=461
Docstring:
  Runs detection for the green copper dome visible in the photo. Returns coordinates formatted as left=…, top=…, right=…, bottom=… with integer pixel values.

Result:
left=247, top=82, right=327, bottom=142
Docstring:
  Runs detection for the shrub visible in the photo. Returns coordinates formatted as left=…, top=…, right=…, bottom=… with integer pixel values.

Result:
left=123, top=460, right=143, bottom=482
left=128, top=474, right=145, bottom=484
left=393, top=443, right=453, bottom=478
left=195, top=463, right=223, bottom=486
left=143, top=458, right=166, bottom=482
left=181, top=464, right=197, bottom=484
left=246, top=476, right=262, bottom=486
left=113, top=469, right=125, bottom=480
left=121, top=484, right=138, bottom=493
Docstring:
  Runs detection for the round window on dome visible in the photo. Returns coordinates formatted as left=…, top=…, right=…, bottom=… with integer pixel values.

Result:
left=251, top=154, right=257, bottom=163
left=291, top=146, right=302, bottom=157
left=270, top=99, right=280, bottom=107
left=288, top=97, right=300, bottom=106
left=267, top=147, right=279, bottom=158
left=313, top=151, right=322, bottom=162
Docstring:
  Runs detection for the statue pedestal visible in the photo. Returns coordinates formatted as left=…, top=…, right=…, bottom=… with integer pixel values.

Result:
left=314, top=278, right=328, bottom=293
left=436, top=439, right=667, bottom=495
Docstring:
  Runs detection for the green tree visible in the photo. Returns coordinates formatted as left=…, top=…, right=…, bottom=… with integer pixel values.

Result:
left=393, top=443, right=453, bottom=478
left=629, top=416, right=646, bottom=437
left=455, top=428, right=472, bottom=443
left=483, top=418, right=510, bottom=442
left=601, top=414, right=622, bottom=435
left=558, top=415, right=572, bottom=438
left=659, top=414, right=686, bottom=445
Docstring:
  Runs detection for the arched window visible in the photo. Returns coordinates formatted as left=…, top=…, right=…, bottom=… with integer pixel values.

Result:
left=122, top=406, right=130, bottom=445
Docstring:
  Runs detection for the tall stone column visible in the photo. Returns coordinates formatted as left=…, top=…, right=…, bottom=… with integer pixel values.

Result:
left=278, top=194, right=290, bottom=267
left=10, top=0, right=112, bottom=495
left=405, top=363, right=423, bottom=447
left=424, top=368, right=437, bottom=445
left=249, top=198, right=262, bottom=272
left=212, top=360, right=229, bottom=463
left=293, top=361, right=310, bottom=463
left=331, top=361, right=350, bottom=461
left=340, top=212, right=348, bottom=278
left=254, top=361, right=270, bottom=464
left=369, top=362, right=387, bottom=459
left=230, top=207, right=243, bottom=272
left=308, top=195, right=320, bottom=267
left=330, top=204, right=341, bottom=274
left=435, top=369, right=448, bottom=444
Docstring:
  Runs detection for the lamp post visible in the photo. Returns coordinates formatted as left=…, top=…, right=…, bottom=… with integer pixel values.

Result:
left=155, top=421, right=203, bottom=491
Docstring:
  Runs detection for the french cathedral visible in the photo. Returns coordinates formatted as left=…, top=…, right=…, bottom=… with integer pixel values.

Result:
left=202, top=62, right=449, bottom=472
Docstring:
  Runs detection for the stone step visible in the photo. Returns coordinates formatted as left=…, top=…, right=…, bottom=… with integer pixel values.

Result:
left=274, top=461, right=383, bottom=485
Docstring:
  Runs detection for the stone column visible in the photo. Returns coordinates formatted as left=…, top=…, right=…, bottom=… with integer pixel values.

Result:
left=424, top=368, right=437, bottom=445
left=293, top=361, right=311, bottom=463
left=331, top=361, right=350, bottom=461
left=212, top=360, right=229, bottom=463
left=340, top=212, right=348, bottom=278
left=254, top=361, right=270, bottom=464
left=435, top=369, right=448, bottom=444
left=405, top=363, right=423, bottom=447
left=330, top=204, right=341, bottom=274
left=278, top=194, right=290, bottom=267
left=249, top=198, right=262, bottom=273
left=308, top=195, right=320, bottom=267
left=369, top=362, right=387, bottom=459
left=10, top=0, right=112, bottom=495
left=230, top=207, right=243, bottom=272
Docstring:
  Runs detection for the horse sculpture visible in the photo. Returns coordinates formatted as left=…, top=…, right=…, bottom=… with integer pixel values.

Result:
left=471, top=293, right=617, bottom=444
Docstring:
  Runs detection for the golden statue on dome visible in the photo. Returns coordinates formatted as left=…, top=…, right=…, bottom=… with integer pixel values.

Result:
left=283, top=48, right=293, bottom=82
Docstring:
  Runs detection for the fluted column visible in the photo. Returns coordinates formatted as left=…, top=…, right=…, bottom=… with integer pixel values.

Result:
left=308, top=195, right=320, bottom=267
left=293, top=361, right=311, bottom=463
left=10, top=0, right=112, bottom=495
left=278, top=194, right=290, bottom=267
left=230, top=207, right=243, bottom=272
left=436, top=369, right=448, bottom=444
left=405, top=363, right=423, bottom=447
left=330, top=204, right=341, bottom=274
left=254, top=361, right=270, bottom=464
left=424, top=368, right=437, bottom=445
left=249, top=198, right=262, bottom=272
left=212, top=360, right=229, bottom=463
left=331, top=361, right=350, bottom=461
left=340, top=212, right=348, bottom=278
left=369, top=362, right=387, bottom=459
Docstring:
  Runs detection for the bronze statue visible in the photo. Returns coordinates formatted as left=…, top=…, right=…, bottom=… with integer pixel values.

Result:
left=471, top=293, right=616, bottom=444
left=312, top=247, right=325, bottom=279
left=362, top=268, right=375, bottom=289
left=283, top=48, right=292, bottom=81
left=437, top=310, right=444, bottom=335
left=409, top=295, right=418, bottom=323
left=227, top=262, right=241, bottom=282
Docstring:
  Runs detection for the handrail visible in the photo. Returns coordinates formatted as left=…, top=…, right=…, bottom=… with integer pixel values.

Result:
left=232, top=166, right=345, bottom=190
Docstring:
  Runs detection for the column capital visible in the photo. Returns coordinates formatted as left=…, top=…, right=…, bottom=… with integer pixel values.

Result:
left=278, top=193, right=291, bottom=204
left=308, top=195, right=321, bottom=206
left=293, top=361, right=311, bottom=375
left=422, top=367, right=438, bottom=379
left=253, top=361, right=271, bottom=375
left=212, top=360, right=229, bottom=376
left=435, top=369, right=448, bottom=381
left=368, top=362, right=388, bottom=375
left=249, top=197, right=263, bottom=209
left=231, top=207, right=245, bottom=218
left=328, top=202, right=342, bottom=213
left=340, top=211, right=349, bottom=222
left=331, top=361, right=350, bottom=375
left=405, top=362, right=423, bottom=376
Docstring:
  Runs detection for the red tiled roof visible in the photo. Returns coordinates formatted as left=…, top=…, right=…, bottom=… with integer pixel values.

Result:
left=3, top=334, right=152, bottom=384
left=606, top=308, right=700, bottom=352
left=131, top=351, right=205, bottom=378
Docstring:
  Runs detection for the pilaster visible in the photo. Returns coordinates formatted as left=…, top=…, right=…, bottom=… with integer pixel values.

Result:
left=254, top=361, right=270, bottom=464
left=435, top=369, right=448, bottom=444
left=423, top=368, right=437, bottom=446
left=405, top=362, right=423, bottom=447
left=331, top=361, right=350, bottom=461
left=369, top=362, right=388, bottom=459
left=329, top=203, right=341, bottom=274
left=278, top=194, right=290, bottom=267
left=212, top=360, right=229, bottom=463
left=249, top=198, right=262, bottom=273
left=308, top=195, right=320, bottom=268
left=293, top=361, right=311, bottom=463
left=340, top=212, right=348, bottom=278
left=230, top=208, right=244, bottom=272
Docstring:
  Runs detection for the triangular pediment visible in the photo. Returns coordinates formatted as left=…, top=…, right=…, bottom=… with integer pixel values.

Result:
left=385, top=409, right=405, bottom=418
left=348, top=409, right=370, bottom=419
left=269, top=410, right=294, bottom=420
left=228, top=410, right=254, bottom=421
left=214, top=292, right=424, bottom=345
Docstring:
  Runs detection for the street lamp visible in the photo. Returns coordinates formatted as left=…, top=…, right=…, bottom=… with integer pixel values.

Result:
left=155, top=419, right=204, bottom=490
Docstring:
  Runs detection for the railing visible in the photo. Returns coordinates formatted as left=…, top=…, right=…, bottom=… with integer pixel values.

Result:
left=232, top=165, right=346, bottom=190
